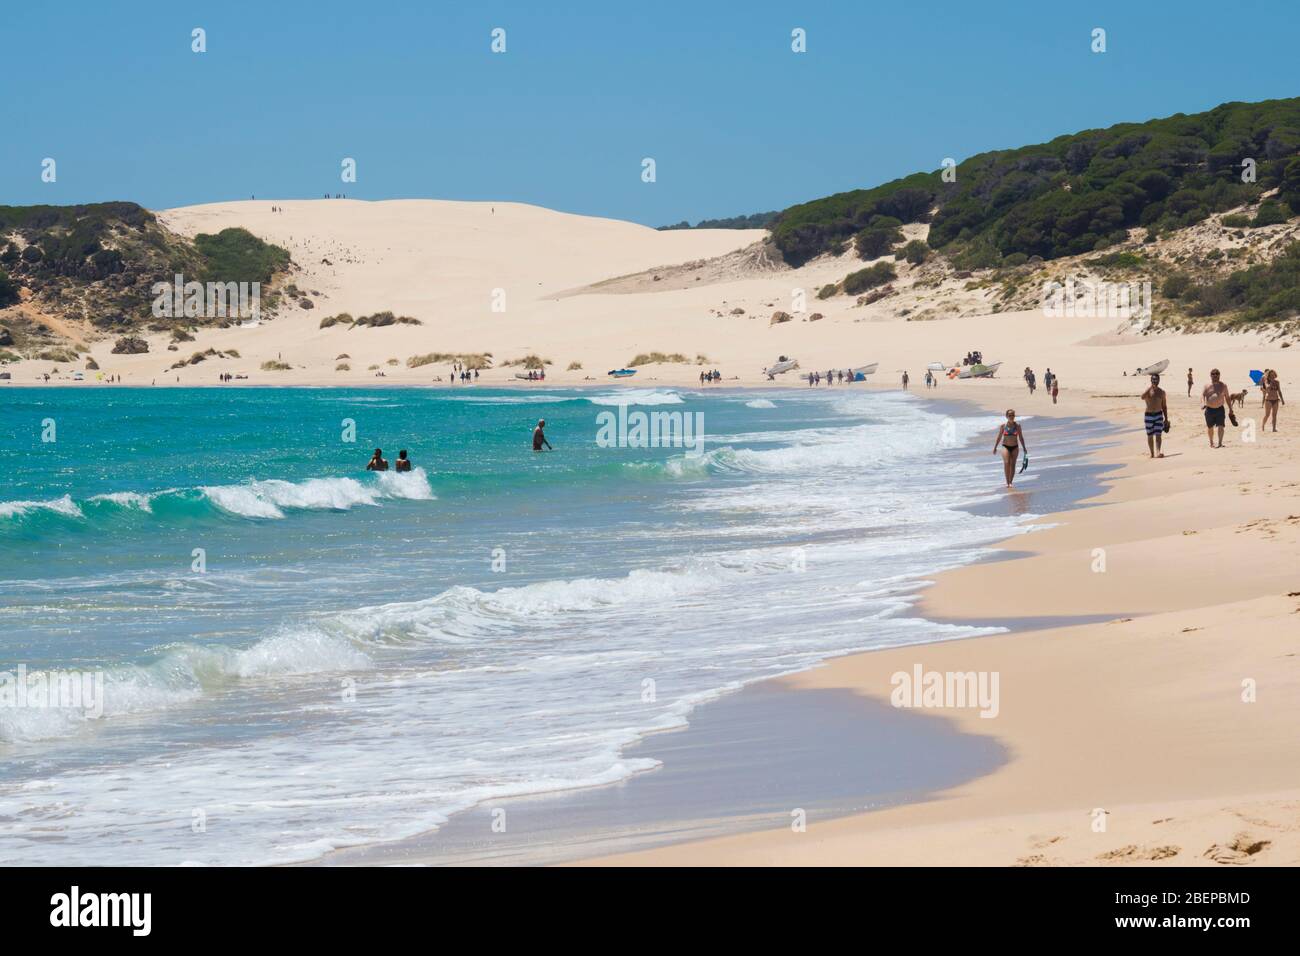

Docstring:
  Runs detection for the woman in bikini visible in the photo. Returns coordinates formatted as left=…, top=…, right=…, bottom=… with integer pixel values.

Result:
left=1261, top=370, right=1284, bottom=432
left=992, top=409, right=1028, bottom=488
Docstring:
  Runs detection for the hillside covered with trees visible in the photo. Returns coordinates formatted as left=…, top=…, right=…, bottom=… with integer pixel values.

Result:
left=770, top=98, right=1300, bottom=271
left=0, top=203, right=291, bottom=349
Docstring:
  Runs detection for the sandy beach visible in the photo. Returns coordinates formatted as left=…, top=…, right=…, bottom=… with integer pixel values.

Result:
left=580, top=379, right=1300, bottom=866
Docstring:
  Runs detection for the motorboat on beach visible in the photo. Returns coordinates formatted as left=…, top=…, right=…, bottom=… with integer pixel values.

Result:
left=763, top=357, right=798, bottom=379
left=957, top=362, right=1002, bottom=379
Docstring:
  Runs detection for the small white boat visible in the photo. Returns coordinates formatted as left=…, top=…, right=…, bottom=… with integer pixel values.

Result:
left=927, top=361, right=947, bottom=372
left=851, top=363, right=878, bottom=376
left=1137, top=359, right=1169, bottom=376
left=607, top=368, right=637, bottom=378
left=763, top=358, right=798, bottom=379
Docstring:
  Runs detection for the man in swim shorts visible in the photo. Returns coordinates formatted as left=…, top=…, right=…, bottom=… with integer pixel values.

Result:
left=533, top=419, right=552, bottom=452
left=1201, top=368, right=1230, bottom=448
left=366, top=448, right=389, bottom=471
left=1142, top=373, right=1168, bottom=459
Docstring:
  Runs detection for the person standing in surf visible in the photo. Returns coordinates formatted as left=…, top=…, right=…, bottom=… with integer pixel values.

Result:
left=533, top=419, right=552, bottom=452
left=992, top=409, right=1027, bottom=488
left=1142, top=373, right=1168, bottom=459
left=366, top=448, right=389, bottom=471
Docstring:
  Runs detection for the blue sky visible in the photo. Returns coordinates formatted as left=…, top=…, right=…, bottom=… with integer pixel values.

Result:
left=2, top=0, right=1296, bottom=224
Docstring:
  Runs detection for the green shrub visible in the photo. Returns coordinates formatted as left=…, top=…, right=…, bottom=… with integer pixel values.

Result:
left=1161, top=274, right=1192, bottom=299
left=841, top=262, right=897, bottom=295
left=260, top=360, right=291, bottom=371
left=502, top=354, right=551, bottom=369
left=853, top=216, right=903, bottom=259
left=0, top=268, right=19, bottom=306
left=1252, top=201, right=1289, bottom=227
left=193, top=228, right=290, bottom=285
left=899, top=239, right=930, bottom=265
left=628, top=352, right=689, bottom=366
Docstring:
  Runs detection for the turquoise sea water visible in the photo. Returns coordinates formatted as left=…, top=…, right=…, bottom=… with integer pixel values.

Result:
left=1, top=384, right=1036, bottom=864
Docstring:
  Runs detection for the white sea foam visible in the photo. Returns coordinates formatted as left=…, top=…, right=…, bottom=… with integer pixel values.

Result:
left=744, top=398, right=776, bottom=408
left=0, top=495, right=83, bottom=520
left=202, top=469, right=434, bottom=518
left=87, top=491, right=157, bottom=512
left=373, top=467, right=435, bottom=500
left=587, top=389, right=684, bottom=407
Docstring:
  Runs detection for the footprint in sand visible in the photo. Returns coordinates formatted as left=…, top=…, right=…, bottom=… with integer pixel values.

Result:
left=1097, top=844, right=1181, bottom=862
left=1029, top=835, right=1064, bottom=849
left=1203, top=833, right=1271, bottom=864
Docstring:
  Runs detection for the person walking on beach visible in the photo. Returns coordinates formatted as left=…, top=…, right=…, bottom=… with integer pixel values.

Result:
left=1024, top=367, right=1035, bottom=395
left=1261, top=369, right=1284, bottom=432
left=1186, top=367, right=1194, bottom=397
left=532, top=419, right=552, bottom=452
left=1050, top=374, right=1060, bottom=405
left=366, top=448, right=389, bottom=471
left=1202, top=368, right=1232, bottom=448
left=1142, top=373, right=1168, bottom=459
left=901, top=370, right=909, bottom=389
left=992, top=409, right=1027, bottom=489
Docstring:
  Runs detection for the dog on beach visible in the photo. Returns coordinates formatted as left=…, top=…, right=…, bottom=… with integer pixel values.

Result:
left=1228, top=389, right=1249, bottom=411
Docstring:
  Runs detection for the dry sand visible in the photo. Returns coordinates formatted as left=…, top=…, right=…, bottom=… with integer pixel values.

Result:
left=11, top=199, right=1297, bottom=866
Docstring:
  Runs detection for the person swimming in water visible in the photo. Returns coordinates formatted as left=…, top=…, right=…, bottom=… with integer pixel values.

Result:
left=533, top=419, right=552, bottom=452
left=992, top=409, right=1027, bottom=488
left=366, top=448, right=389, bottom=471
left=395, top=450, right=412, bottom=472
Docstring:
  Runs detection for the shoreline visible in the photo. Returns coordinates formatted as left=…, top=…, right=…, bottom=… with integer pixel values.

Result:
left=575, top=381, right=1300, bottom=866
left=308, top=390, right=1119, bottom=866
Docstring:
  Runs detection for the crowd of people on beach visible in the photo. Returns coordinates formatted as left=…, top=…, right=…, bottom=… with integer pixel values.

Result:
left=698, top=369, right=722, bottom=384
left=806, top=369, right=862, bottom=386
left=1022, top=366, right=1060, bottom=404
left=1143, top=366, right=1284, bottom=459
left=446, top=363, right=480, bottom=383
